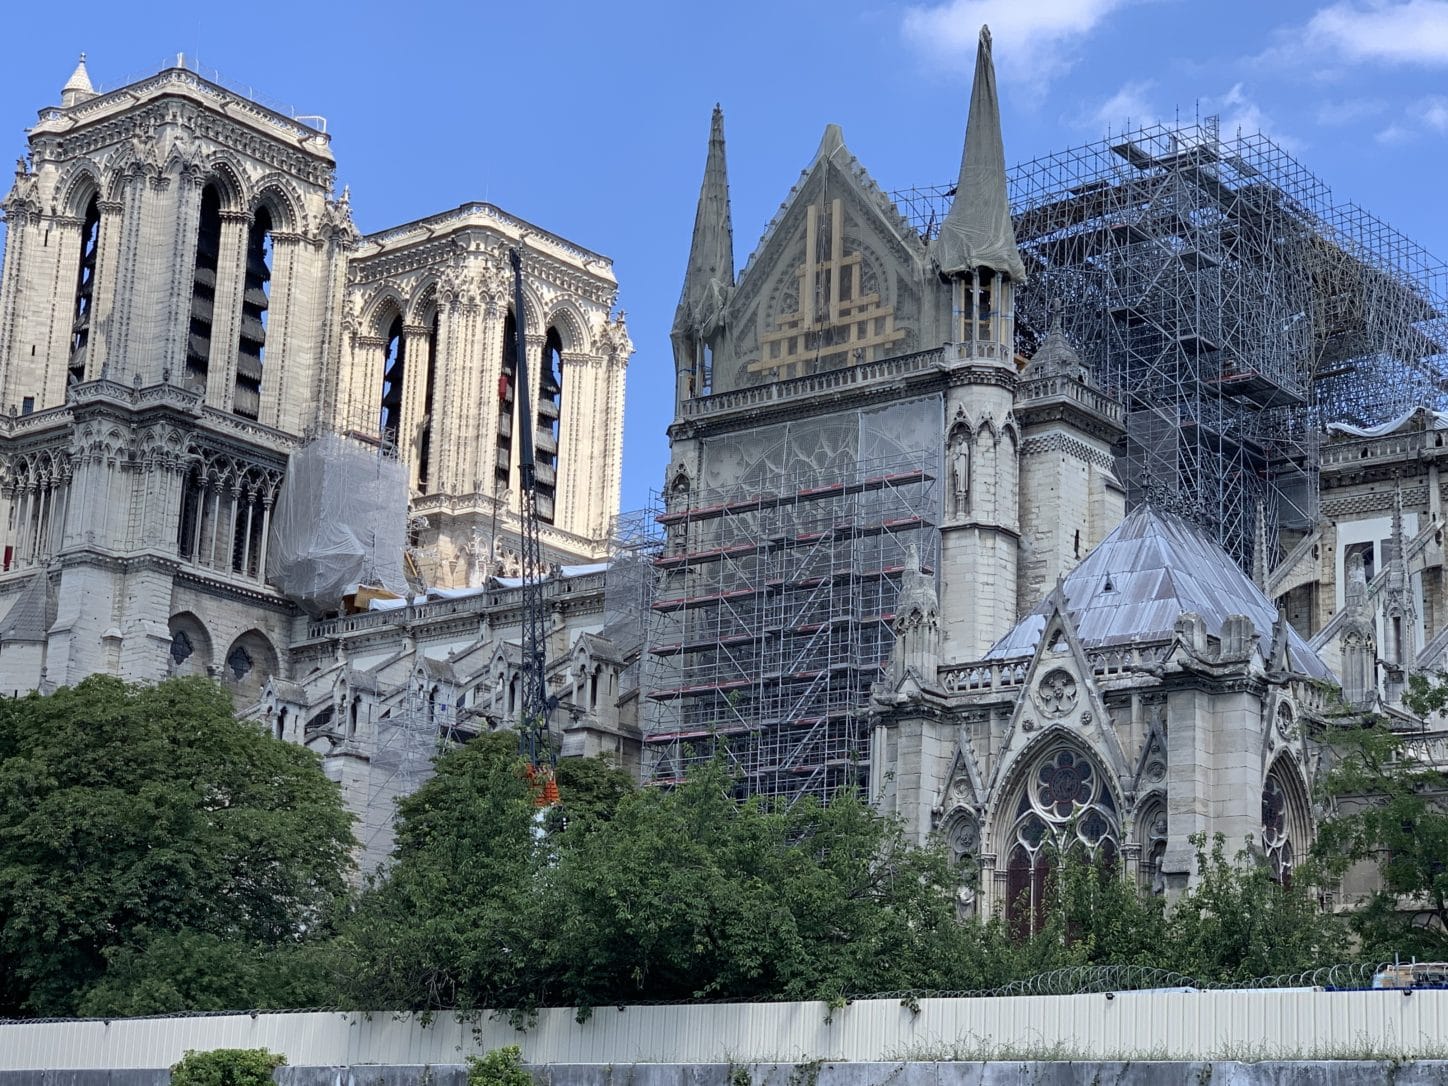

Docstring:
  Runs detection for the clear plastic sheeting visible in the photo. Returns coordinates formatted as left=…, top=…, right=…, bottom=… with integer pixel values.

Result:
left=266, top=433, right=409, bottom=612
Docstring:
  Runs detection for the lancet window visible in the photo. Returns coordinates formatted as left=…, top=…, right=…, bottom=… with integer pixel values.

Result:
left=176, top=454, right=280, bottom=582
left=69, top=194, right=101, bottom=386
left=1261, top=761, right=1309, bottom=888
left=534, top=327, right=563, bottom=523
left=234, top=206, right=273, bottom=420
left=186, top=185, right=223, bottom=390
left=954, top=266, right=1013, bottom=350
left=495, top=310, right=517, bottom=494
left=3, top=452, right=71, bottom=571
left=1003, top=744, right=1119, bottom=937
left=378, top=314, right=405, bottom=449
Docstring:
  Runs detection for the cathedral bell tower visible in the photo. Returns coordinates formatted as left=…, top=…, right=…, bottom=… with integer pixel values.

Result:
left=931, top=26, right=1028, bottom=662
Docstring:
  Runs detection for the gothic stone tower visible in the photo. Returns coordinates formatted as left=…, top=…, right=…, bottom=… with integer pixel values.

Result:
left=642, top=28, right=1125, bottom=803
left=0, top=56, right=346, bottom=695
left=340, top=210, right=631, bottom=588
left=0, top=56, right=632, bottom=699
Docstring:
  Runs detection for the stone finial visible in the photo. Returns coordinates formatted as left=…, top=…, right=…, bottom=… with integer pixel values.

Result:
left=61, top=53, right=96, bottom=108
left=891, top=543, right=941, bottom=683
left=1251, top=499, right=1268, bottom=591
left=1022, top=301, right=1088, bottom=380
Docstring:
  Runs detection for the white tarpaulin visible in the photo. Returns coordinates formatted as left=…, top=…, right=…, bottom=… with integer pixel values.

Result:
left=266, top=433, right=409, bottom=612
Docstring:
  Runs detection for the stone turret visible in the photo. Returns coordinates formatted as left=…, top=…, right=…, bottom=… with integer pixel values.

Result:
left=60, top=54, right=96, bottom=108
left=934, top=27, right=1024, bottom=279
left=670, top=105, right=734, bottom=410
left=935, top=26, right=1028, bottom=661
left=891, top=543, right=941, bottom=681
left=933, top=24, right=1024, bottom=355
left=1014, top=303, right=1125, bottom=611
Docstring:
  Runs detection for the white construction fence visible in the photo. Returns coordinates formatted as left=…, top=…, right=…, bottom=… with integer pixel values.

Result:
left=5, top=990, right=1448, bottom=1068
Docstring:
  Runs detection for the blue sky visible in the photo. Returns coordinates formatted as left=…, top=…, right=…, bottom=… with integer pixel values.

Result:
left=3, top=0, right=1446, bottom=514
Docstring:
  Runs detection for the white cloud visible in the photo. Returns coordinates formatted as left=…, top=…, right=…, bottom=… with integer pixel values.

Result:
left=1376, top=122, right=1416, bottom=143
left=1090, top=80, right=1161, bottom=131
left=1313, top=97, right=1387, bottom=125
left=1416, top=94, right=1448, bottom=129
left=1304, top=0, right=1448, bottom=65
left=1368, top=96, right=1448, bottom=144
left=1211, top=84, right=1287, bottom=145
left=901, top=0, right=1135, bottom=82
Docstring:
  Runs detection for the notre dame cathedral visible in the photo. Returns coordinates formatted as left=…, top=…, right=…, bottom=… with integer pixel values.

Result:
left=3, top=41, right=1448, bottom=910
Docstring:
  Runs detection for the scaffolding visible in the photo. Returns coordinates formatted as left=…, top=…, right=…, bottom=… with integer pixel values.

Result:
left=892, top=122, right=1448, bottom=569
left=359, top=678, right=456, bottom=868
left=641, top=452, right=938, bottom=806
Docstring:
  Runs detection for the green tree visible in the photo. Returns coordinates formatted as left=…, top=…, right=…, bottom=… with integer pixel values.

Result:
left=1313, top=678, right=1448, bottom=959
left=334, top=731, right=545, bottom=1011
left=1041, top=847, right=1170, bottom=970
left=542, top=754, right=636, bottom=836
left=0, top=676, right=355, bottom=1016
left=1165, top=833, right=1340, bottom=982
left=169, top=1048, right=286, bottom=1086
left=539, top=760, right=1000, bottom=1009
left=77, top=932, right=336, bottom=1017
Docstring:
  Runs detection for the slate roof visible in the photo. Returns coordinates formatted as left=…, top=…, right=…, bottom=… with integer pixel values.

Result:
left=985, top=506, right=1334, bottom=680
left=0, top=574, right=52, bottom=643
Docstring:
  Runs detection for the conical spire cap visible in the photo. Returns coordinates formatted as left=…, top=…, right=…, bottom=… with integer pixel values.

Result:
left=934, top=26, right=1025, bottom=282
left=61, top=53, right=96, bottom=106
left=672, top=105, right=735, bottom=340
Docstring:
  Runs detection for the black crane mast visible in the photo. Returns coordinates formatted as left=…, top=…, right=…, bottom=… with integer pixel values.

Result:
left=509, top=246, right=556, bottom=767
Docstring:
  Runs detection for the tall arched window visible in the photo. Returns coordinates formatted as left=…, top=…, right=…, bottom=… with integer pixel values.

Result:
left=1262, top=757, right=1310, bottom=888
left=234, top=206, right=273, bottom=420
left=417, top=311, right=439, bottom=493
left=495, top=310, right=517, bottom=493
left=1002, top=744, right=1120, bottom=938
left=69, top=193, right=100, bottom=386
left=379, top=314, right=405, bottom=449
left=187, top=185, right=223, bottom=391
left=535, top=327, right=563, bottom=523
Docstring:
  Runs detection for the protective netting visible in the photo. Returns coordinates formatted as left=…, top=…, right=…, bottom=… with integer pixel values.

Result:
left=266, top=433, right=409, bottom=612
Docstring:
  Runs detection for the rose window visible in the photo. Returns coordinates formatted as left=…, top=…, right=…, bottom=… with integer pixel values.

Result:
left=1035, top=749, right=1094, bottom=817
left=1005, top=744, right=1120, bottom=937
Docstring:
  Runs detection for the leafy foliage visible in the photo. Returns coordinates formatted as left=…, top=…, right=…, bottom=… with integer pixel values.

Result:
left=0, top=675, right=1354, bottom=1017
left=538, top=760, right=990, bottom=1006
left=169, top=1048, right=285, bottom=1086
left=1313, top=680, right=1448, bottom=959
left=1163, top=835, right=1339, bottom=982
left=541, top=755, right=636, bottom=836
left=0, top=676, right=355, bottom=1016
left=335, top=731, right=545, bottom=1011
left=466, top=1045, right=533, bottom=1086
left=341, top=739, right=1342, bottom=1012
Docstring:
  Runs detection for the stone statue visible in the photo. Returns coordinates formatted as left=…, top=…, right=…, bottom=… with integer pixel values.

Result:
left=950, top=431, right=971, bottom=516
left=954, top=881, right=977, bottom=920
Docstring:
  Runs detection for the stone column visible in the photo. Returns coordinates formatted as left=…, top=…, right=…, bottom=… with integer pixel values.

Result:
left=208, top=210, right=251, bottom=410
left=262, top=232, right=303, bottom=431
left=352, top=335, right=387, bottom=438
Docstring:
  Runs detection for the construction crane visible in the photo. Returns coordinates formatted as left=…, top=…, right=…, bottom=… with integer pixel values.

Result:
left=508, top=247, right=560, bottom=789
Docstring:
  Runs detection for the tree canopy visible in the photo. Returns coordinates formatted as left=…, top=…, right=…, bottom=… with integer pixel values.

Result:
left=335, top=737, right=1342, bottom=1015
left=1312, top=674, right=1448, bottom=960
left=0, top=679, right=1355, bottom=1018
left=0, top=675, right=355, bottom=1016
